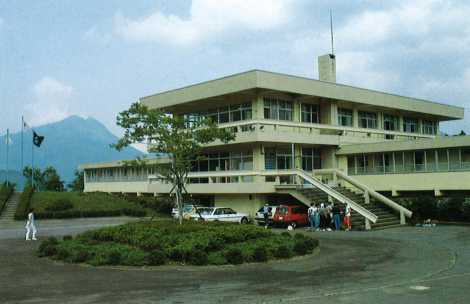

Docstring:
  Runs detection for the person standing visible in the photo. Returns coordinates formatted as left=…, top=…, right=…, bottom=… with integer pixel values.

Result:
left=25, top=208, right=37, bottom=241
left=263, top=204, right=271, bottom=229
left=314, top=204, right=320, bottom=231
left=344, top=204, right=352, bottom=231
left=332, top=203, right=341, bottom=231
left=308, top=203, right=315, bottom=231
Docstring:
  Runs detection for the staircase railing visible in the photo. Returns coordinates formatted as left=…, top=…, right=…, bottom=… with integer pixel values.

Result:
left=314, top=169, right=412, bottom=224
left=284, top=169, right=378, bottom=227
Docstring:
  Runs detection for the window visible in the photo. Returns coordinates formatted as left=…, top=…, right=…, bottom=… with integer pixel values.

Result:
left=338, top=108, right=353, bottom=126
left=184, top=102, right=252, bottom=125
left=403, top=117, right=419, bottom=133
left=359, top=111, right=377, bottom=129
left=383, top=114, right=398, bottom=131
left=263, top=97, right=293, bottom=121
left=422, top=120, right=437, bottom=135
left=190, top=151, right=252, bottom=172
left=301, top=103, right=320, bottom=123
left=301, top=148, right=322, bottom=171
left=415, top=151, right=425, bottom=171
left=264, top=147, right=293, bottom=170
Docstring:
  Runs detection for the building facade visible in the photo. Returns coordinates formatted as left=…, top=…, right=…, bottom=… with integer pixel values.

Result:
left=81, top=55, right=469, bottom=229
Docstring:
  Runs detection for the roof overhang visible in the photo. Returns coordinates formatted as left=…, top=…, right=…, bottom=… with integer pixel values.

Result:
left=140, top=70, right=464, bottom=121
left=337, top=136, right=470, bottom=155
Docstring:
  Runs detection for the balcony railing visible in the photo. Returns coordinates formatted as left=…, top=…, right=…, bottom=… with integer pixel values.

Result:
left=349, top=161, right=470, bottom=176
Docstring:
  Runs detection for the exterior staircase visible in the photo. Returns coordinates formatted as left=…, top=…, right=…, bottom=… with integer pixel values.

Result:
left=297, top=186, right=401, bottom=230
left=0, top=193, right=20, bottom=223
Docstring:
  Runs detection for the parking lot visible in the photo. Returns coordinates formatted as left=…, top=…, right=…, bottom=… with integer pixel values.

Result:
left=1, top=219, right=469, bottom=304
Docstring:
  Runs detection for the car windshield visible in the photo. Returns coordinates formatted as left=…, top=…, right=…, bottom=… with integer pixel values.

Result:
left=198, top=208, right=213, bottom=215
left=277, top=206, right=288, bottom=215
left=183, top=206, right=194, bottom=212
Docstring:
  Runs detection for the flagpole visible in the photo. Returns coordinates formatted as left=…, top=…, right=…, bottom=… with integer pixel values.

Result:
left=31, top=133, right=34, bottom=190
left=5, top=128, right=9, bottom=186
left=21, top=116, right=24, bottom=176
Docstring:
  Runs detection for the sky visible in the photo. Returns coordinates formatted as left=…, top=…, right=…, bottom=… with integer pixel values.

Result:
left=1, top=0, right=470, bottom=143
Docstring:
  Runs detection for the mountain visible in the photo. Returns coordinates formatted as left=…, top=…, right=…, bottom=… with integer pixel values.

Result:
left=0, top=116, right=145, bottom=187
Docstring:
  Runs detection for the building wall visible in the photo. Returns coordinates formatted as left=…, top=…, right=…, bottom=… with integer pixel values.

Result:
left=351, top=171, right=470, bottom=193
left=214, top=194, right=265, bottom=217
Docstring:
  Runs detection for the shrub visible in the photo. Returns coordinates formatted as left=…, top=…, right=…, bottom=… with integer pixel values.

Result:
left=274, top=245, right=293, bottom=259
left=121, top=250, right=148, bottom=266
left=71, top=250, right=90, bottom=263
left=45, top=198, right=73, bottom=212
left=281, top=231, right=292, bottom=238
left=252, top=247, right=268, bottom=262
left=37, top=237, right=59, bottom=257
left=293, top=240, right=309, bottom=255
left=207, top=252, right=226, bottom=265
left=188, top=249, right=208, bottom=265
left=63, top=235, right=73, bottom=241
left=14, top=186, right=34, bottom=220
left=225, top=248, right=244, bottom=265
left=148, top=250, right=167, bottom=266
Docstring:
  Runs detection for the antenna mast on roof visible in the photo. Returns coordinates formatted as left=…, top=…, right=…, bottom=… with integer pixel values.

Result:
left=330, top=9, right=335, bottom=56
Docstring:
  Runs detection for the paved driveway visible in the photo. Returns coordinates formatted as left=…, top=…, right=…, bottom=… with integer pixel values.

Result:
left=0, top=222, right=469, bottom=304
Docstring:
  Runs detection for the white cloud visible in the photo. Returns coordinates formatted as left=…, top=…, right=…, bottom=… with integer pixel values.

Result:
left=25, top=77, right=75, bottom=126
left=114, top=0, right=294, bottom=45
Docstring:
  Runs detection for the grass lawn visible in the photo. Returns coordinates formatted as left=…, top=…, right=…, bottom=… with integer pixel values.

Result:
left=31, top=192, right=147, bottom=219
left=37, top=220, right=319, bottom=266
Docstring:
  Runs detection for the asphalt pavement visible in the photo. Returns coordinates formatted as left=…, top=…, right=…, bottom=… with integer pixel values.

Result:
left=0, top=218, right=469, bottom=304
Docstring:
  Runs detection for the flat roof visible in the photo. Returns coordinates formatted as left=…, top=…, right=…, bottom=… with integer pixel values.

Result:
left=337, top=136, right=470, bottom=155
left=140, top=70, right=464, bottom=121
left=79, top=157, right=170, bottom=170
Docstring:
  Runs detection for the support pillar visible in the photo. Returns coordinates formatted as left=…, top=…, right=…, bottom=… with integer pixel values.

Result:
left=364, top=190, right=370, bottom=205
left=400, top=211, right=406, bottom=225
left=365, top=218, right=371, bottom=230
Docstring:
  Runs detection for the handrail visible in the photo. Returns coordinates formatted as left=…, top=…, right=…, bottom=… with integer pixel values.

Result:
left=315, top=168, right=412, bottom=218
left=293, top=169, right=378, bottom=224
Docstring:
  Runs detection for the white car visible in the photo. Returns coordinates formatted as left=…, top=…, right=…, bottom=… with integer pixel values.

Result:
left=190, top=207, right=249, bottom=224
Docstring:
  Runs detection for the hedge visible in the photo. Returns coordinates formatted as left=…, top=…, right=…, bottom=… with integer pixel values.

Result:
left=38, top=220, right=319, bottom=267
left=14, top=186, right=34, bottom=220
left=395, top=196, right=470, bottom=223
left=0, top=183, right=15, bottom=215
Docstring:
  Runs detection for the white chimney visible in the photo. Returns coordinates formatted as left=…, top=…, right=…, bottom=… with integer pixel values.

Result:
left=318, top=54, right=336, bottom=83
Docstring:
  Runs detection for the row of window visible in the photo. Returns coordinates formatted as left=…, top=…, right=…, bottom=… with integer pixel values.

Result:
left=190, top=152, right=253, bottom=172
left=338, top=108, right=437, bottom=134
left=264, top=147, right=322, bottom=171
left=182, top=99, right=437, bottom=135
left=184, top=102, right=252, bottom=126
left=348, top=148, right=470, bottom=175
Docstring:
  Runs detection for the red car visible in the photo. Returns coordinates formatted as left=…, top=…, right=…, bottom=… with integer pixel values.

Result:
left=272, top=204, right=309, bottom=228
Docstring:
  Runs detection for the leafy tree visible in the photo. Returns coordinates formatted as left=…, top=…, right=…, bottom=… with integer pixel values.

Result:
left=42, top=166, right=65, bottom=192
left=113, top=102, right=235, bottom=224
left=23, top=166, right=44, bottom=190
left=68, top=169, right=84, bottom=192
left=22, top=166, right=64, bottom=191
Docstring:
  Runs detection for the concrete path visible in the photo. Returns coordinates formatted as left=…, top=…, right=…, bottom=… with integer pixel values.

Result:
left=0, top=222, right=469, bottom=304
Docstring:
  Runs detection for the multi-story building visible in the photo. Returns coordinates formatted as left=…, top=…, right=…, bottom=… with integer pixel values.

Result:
left=81, top=54, right=470, bottom=229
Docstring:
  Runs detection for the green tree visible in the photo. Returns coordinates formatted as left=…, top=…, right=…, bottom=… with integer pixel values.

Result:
left=22, top=166, right=64, bottom=191
left=68, top=169, right=84, bottom=192
left=23, top=166, right=44, bottom=190
left=113, top=102, right=235, bottom=224
left=42, top=166, right=65, bottom=192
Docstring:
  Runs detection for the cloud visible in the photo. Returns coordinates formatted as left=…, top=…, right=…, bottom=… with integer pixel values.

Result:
left=83, top=26, right=112, bottom=45
left=24, top=77, right=75, bottom=126
left=114, top=0, right=294, bottom=45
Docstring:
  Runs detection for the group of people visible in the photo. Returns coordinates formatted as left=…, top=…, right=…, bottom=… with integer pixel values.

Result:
left=307, top=202, right=352, bottom=231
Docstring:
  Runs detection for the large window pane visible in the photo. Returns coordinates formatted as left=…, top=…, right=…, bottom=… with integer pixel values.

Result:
left=338, top=108, right=353, bottom=126
left=403, top=117, right=419, bottom=133
left=383, top=114, right=398, bottom=131
left=359, top=111, right=377, bottom=129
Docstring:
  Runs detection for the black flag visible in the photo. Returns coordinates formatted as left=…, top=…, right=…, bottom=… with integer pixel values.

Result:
left=33, top=131, right=44, bottom=147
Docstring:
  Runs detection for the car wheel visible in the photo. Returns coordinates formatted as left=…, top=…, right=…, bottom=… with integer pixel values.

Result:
left=241, top=217, right=249, bottom=224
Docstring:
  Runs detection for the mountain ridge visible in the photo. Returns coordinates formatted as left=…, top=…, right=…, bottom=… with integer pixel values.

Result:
left=0, top=115, right=145, bottom=186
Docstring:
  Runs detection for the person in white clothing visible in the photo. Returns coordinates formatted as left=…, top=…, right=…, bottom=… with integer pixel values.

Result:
left=344, top=204, right=352, bottom=231
left=25, top=208, right=37, bottom=241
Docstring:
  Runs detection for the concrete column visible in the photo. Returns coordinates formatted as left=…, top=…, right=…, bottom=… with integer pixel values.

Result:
left=400, top=211, right=405, bottom=225
left=398, top=116, right=404, bottom=132
left=330, top=102, right=338, bottom=125
left=293, top=100, right=301, bottom=122
left=353, top=108, right=359, bottom=128
left=364, top=191, right=370, bottom=205
left=294, top=144, right=302, bottom=169
left=253, top=96, right=264, bottom=119
left=365, top=218, right=371, bottom=230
